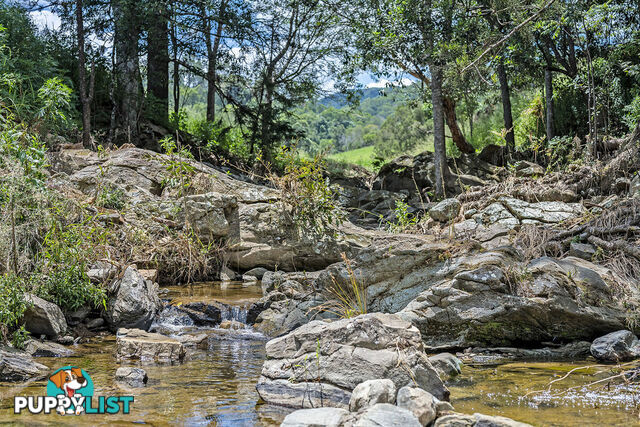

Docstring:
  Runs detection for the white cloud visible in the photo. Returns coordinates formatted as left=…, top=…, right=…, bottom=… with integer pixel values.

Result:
left=29, top=10, right=61, bottom=31
left=366, top=78, right=414, bottom=88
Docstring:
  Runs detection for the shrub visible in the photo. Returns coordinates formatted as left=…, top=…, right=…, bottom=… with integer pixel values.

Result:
left=268, top=145, right=345, bottom=234
left=34, top=220, right=106, bottom=312
left=388, top=200, right=417, bottom=232
left=96, top=183, right=126, bottom=210
left=0, top=273, right=30, bottom=347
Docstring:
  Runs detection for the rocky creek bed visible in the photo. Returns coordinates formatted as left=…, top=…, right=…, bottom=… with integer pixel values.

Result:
left=2, top=281, right=639, bottom=425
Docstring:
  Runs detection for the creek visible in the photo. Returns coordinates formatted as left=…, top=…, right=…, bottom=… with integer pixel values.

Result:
left=1, top=281, right=638, bottom=426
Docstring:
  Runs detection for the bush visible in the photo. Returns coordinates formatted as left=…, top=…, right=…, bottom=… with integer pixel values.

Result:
left=0, top=274, right=30, bottom=347
left=34, top=220, right=106, bottom=312
left=268, top=146, right=345, bottom=233
left=96, top=183, right=126, bottom=210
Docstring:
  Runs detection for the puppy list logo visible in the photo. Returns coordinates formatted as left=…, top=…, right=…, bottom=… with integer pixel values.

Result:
left=14, top=366, right=134, bottom=416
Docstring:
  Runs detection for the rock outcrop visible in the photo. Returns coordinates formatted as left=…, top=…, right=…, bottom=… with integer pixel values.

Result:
left=590, top=330, right=640, bottom=362
left=22, top=294, right=67, bottom=338
left=107, top=266, right=161, bottom=331
left=349, top=379, right=397, bottom=412
left=399, top=252, right=628, bottom=349
left=52, top=147, right=371, bottom=273
left=0, top=347, right=48, bottom=382
left=256, top=313, right=447, bottom=409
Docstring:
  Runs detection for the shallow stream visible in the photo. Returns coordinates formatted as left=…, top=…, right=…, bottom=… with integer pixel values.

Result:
left=1, top=281, right=638, bottom=425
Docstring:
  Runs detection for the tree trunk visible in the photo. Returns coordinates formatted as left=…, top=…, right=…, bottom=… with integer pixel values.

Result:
left=147, top=1, right=169, bottom=124
left=544, top=68, right=554, bottom=142
left=76, top=0, right=94, bottom=147
left=443, top=96, right=475, bottom=153
left=170, top=12, right=180, bottom=121
left=260, top=72, right=274, bottom=162
left=113, top=0, right=141, bottom=142
left=431, top=64, right=449, bottom=198
left=205, top=0, right=227, bottom=123
left=496, top=60, right=515, bottom=155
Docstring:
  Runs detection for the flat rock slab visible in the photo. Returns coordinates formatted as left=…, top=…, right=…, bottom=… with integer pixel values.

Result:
left=0, top=347, right=48, bottom=382
left=116, top=328, right=185, bottom=363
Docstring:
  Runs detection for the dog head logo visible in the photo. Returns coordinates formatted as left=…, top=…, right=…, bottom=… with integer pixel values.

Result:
left=46, top=366, right=94, bottom=415
left=49, top=367, right=88, bottom=398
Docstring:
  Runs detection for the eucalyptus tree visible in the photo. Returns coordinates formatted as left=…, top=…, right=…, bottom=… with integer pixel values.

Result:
left=342, top=0, right=483, bottom=196
left=236, top=0, right=346, bottom=158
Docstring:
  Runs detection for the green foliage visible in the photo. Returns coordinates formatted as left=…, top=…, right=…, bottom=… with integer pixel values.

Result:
left=0, top=274, right=30, bottom=347
left=388, top=200, right=417, bottom=232
left=36, top=77, right=72, bottom=134
left=623, top=95, right=640, bottom=130
left=269, top=146, right=345, bottom=233
left=514, top=94, right=545, bottom=154
left=160, top=136, right=195, bottom=194
left=96, top=183, right=126, bottom=210
left=35, top=221, right=107, bottom=312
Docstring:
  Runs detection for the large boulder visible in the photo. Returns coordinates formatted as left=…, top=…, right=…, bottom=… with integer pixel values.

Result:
left=399, top=252, right=629, bottom=349
left=0, top=347, right=48, bottom=382
left=353, top=403, right=421, bottom=427
left=106, top=266, right=161, bottom=330
left=165, top=192, right=237, bottom=243
left=22, top=294, right=67, bottom=338
left=429, top=199, right=461, bottom=223
left=256, top=313, right=448, bottom=409
left=116, top=328, right=185, bottom=362
left=396, top=386, right=438, bottom=426
left=349, top=379, right=397, bottom=412
left=590, top=330, right=640, bottom=362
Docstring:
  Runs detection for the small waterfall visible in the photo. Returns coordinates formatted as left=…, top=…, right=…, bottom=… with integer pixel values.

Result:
left=221, top=305, right=248, bottom=324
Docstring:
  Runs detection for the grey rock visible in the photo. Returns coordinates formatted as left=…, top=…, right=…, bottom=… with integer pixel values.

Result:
left=24, top=340, right=74, bottom=357
left=243, top=267, right=269, bottom=281
left=256, top=313, right=448, bottom=409
left=349, top=379, right=396, bottom=412
left=514, top=161, right=545, bottom=177
left=428, top=353, right=463, bottom=379
left=115, top=366, right=148, bottom=387
left=220, top=265, right=237, bottom=281
left=590, top=330, right=640, bottom=362
left=0, top=347, right=48, bottom=381
left=176, top=192, right=237, bottom=242
left=396, top=386, right=437, bottom=426
left=353, top=403, right=421, bottom=427
left=399, top=252, right=628, bottom=349
left=86, top=318, right=105, bottom=329
left=280, top=407, right=351, bottom=427
left=116, top=328, right=185, bottom=362
left=22, top=294, right=67, bottom=338
left=434, top=412, right=532, bottom=427
left=569, top=242, right=596, bottom=260
left=430, top=199, right=462, bottom=223
left=86, top=261, right=119, bottom=284
left=106, top=266, right=161, bottom=330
